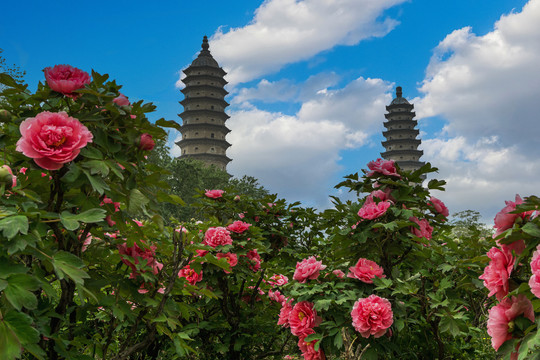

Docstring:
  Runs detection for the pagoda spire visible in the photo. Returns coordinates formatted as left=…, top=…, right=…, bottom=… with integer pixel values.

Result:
left=380, top=86, right=424, bottom=172
left=176, top=36, right=231, bottom=171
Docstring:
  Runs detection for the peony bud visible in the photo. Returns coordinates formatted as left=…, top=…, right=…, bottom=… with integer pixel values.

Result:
left=0, top=165, right=16, bottom=188
left=0, top=109, right=12, bottom=123
left=138, top=133, right=155, bottom=150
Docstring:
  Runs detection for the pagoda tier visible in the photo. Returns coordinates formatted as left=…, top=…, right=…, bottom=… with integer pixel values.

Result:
left=176, top=36, right=231, bottom=171
left=380, top=86, right=425, bottom=172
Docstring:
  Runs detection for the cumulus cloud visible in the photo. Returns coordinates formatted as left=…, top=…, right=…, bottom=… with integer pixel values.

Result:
left=226, top=76, right=392, bottom=206
left=209, top=0, right=407, bottom=84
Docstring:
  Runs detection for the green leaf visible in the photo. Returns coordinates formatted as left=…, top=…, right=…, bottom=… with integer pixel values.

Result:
left=4, top=274, right=40, bottom=311
left=80, top=146, right=104, bottom=160
left=60, top=208, right=107, bottom=231
left=128, top=189, right=149, bottom=213
left=333, top=331, right=343, bottom=349
left=439, top=316, right=462, bottom=337
left=156, top=118, right=182, bottom=131
left=52, top=251, right=90, bottom=284
left=522, top=222, right=540, bottom=238
left=82, top=169, right=109, bottom=195
left=303, top=333, right=322, bottom=343
left=0, top=215, right=28, bottom=239
left=83, top=160, right=110, bottom=177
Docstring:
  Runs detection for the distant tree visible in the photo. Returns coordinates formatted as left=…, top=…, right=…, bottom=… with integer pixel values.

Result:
left=0, top=48, right=25, bottom=89
left=449, top=209, right=493, bottom=240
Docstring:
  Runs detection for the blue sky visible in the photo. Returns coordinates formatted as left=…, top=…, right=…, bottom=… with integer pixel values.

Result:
left=2, top=0, right=539, bottom=223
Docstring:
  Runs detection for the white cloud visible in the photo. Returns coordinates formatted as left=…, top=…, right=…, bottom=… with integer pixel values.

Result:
left=209, top=0, right=406, bottom=84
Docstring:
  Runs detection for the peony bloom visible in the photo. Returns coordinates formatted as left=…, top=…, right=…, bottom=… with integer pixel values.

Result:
left=16, top=111, right=93, bottom=170
left=43, top=64, right=91, bottom=98
left=494, top=195, right=534, bottom=236
left=347, top=258, right=385, bottom=284
left=203, top=227, right=233, bottom=248
left=278, top=300, right=293, bottom=328
left=369, top=188, right=393, bottom=202
left=227, top=220, right=251, bottom=234
left=487, top=295, right=534, bottom=351
left=333, top=269, right=345, bottom=278
left=410, top=217, right=433, bottom=240
left=357, top=197, right=391, bottom=220
left=268, top=274, right=289, bottom=287
left=178, top=264, right=203, bottom=285
left=205, top=189, right=224, bottom=198
left=138, top=133, right=155, bottom=151
left=0, top=165, right=17, bottom=188
left=298, top=336, right=326, bottom=360
left=429, top=196, right=449, bottom=217
left=529, top=245, right=540, bottom=298
left=294, top=256, right=326, bottom=283
left=351, top=295, right=393, bottom=338
left=246, top=249, right=262, bottom=272
left=113, top=93, right=130, bottom=106
left=216, top=252, right=238, bottom=273
left=118, top=242, right=163, bottom=279
left=366, top=158, right=400, bottom=178
left=268, top=289, right=287, bottom=304
left=479, top=247, right=514, bottom=300
left=289, top=301, right=322, bottom=338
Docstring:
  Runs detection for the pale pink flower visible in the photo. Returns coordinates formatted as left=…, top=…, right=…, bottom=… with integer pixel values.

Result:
left=366, top=158, right=400, bottom=178
left=0, top=165, right=17, bottom=188
left=138, top=133, right=155, bottom=150
left=369, top=189, right=393, bottom=202
left=289, top=301, right=322, bottom=338
left=494, top=195, right=534, bottom=235
left=351, top=295, right=393, bottom=338
left=217, top=252, right=238, bottom=273
left=16, top=111, right=93, bottom=170
left=178, top=264, right=203, bottom=285
left=278, top=300, right=293, bottom=328
left=268, top=289, right=286, bottom=304
left=269, top=274, right=289, bottom=287
left=43, top=64, right=90, bottom=98
left=347, top=258, right=385, bottom=284
left=205, top=189, right=224, bottom=198
left=333, top=269, right=345, bottom=278
left=487, top=295, right=534, bottom=351
left=529, top=245, right=540, bottom=298
left=246, top=249, right=261, bottom=272
left=113, top=93, right=130, bottom=106
left=429, top=196, right=449, bottom=217
left=227, top=220, right=251, bottom=234
left=298, top=335, right=326, bottom=360
left=357, top=197, right=391, bottom=220
left=479, top=247, right=514, bottom=300
left=293, top=256, right=326, bottom=283
left=410, top=217, right=433, bottom=240
left=203, top=227, right=233, bottom=248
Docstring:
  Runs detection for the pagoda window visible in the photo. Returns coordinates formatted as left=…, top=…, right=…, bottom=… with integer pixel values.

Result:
left=210, top=147, right=215, bottom=152
left=211, top=118, right=214, bottom=122
left=195, top=132, right=199, bottom=136
left=197, top=82, right=200, bottom=84
left=196, top=105, right=200, bottom=108
left=183, top=150, right=186, bottom=154
left=195, top=147, right=198, bottom=152
left=211, top=133, right=215, bottom=138
left=211, top=106, right=214, bottom=109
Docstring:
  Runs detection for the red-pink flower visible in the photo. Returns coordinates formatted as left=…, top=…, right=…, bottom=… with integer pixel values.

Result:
left=203, top=227, right=233, bottom=248
left=118, top=242, right=163, bottom=279
left=487, top=295, right=534, bottom=351
left=369, top=189, right=393, bottom=202
left=268, top=274, right=289, bottom=286
left=268, top=289, right=287, bottom=304
left=347, top=258, right=385, bottom=284
left=529, top=245, right=540, bottom=298
left=205, top=189, right=224, bottom=198
left=351, top=295, right=393, bottom=338
left=138, top=133, right=155, bottom=151
left=289, top=301, right=322, bottom=338
left=479, top=247, right=514, bottom=300
left=43, top=64, right=91, bottom=98
left=494, top=195, right=534, bottom=235
left=227, top=220, right=251, bottom=234
left=293, top=256, right=326, bottom=283
left=246, top=249, right=261, bottom=272
left=113, top=93, right=130, bottom=106
left=0, top=165, right=17, bottom=188
left=278, top=300, right=293, bottom=328
left=366, top=158, right=400, bottom=178
left=357, top=197, right=391, bottom=220
left=217, top=252, right=238, bottom=273
left=410, top=217, right=433, bottom=240
left=298, top=335, right=326, bottom=360
left=178, top=264, right=203, bottom=285
left=16, top=111, right=93, bottom=170
left=333, top=269, right=345, bottom=278
left=429, top=196, right=449, bottom=217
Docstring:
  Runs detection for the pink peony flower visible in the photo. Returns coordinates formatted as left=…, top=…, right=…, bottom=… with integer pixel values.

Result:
left=293, top=256, right=326, bottom=283
left=298, top=335, right=326, bottom=360
left=216, top=252, right=238, bottom=273
left=410, top=217, right=433, bottom=240
left=268, top=274, right=289, bottom=287
left=498, top=238, right=526, bottom=256
left=246, top=249, right=262, bottom=272
left=333, top=269, right=345, bottom=278
left=43, top=64, right=91, bottom=98
left=16, top=111, right=93, bottom=170
left=429, top=196, right=449, bottom=217
left=196, top=249, right=209, bottom=257
left=289, top=301, right=322, bottom=338
left=227, top=220, right=251, bottom=234
left=369, top=189, right=393, bottom=202
left=494, top=195, right=534, bottom=235
left=138, top=133, right=155, bottom=151
left=366, top=158, right=400, bottom=178
left=351, top=295, right=393, bottom=338
left=487, top=295, right=534, bottom=351
left=178, top=264, right=203, bottom=285
left=205, top=189, right=224, bottom=198
left=268, top=289, right=287, bottom=304
left=278, top=300, right=293, bottom=328
left=479, top=247, right=514, bottom=300
left=357, top=197, right=391, bottom=220
left=529, top=245, right=540, bottom=298
left=113, top=93, right=130, bottom=106
left=347, top=258, right=385, bottom=284
left=118, top=242, right=163, bottom=279
left=203, top=227, right=233, bottom=248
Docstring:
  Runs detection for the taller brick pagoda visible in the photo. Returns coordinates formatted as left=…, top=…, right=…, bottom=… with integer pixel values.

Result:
left=176, top=36, right=231, bottom=171
left=381, top=86, right=424, bottom=172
